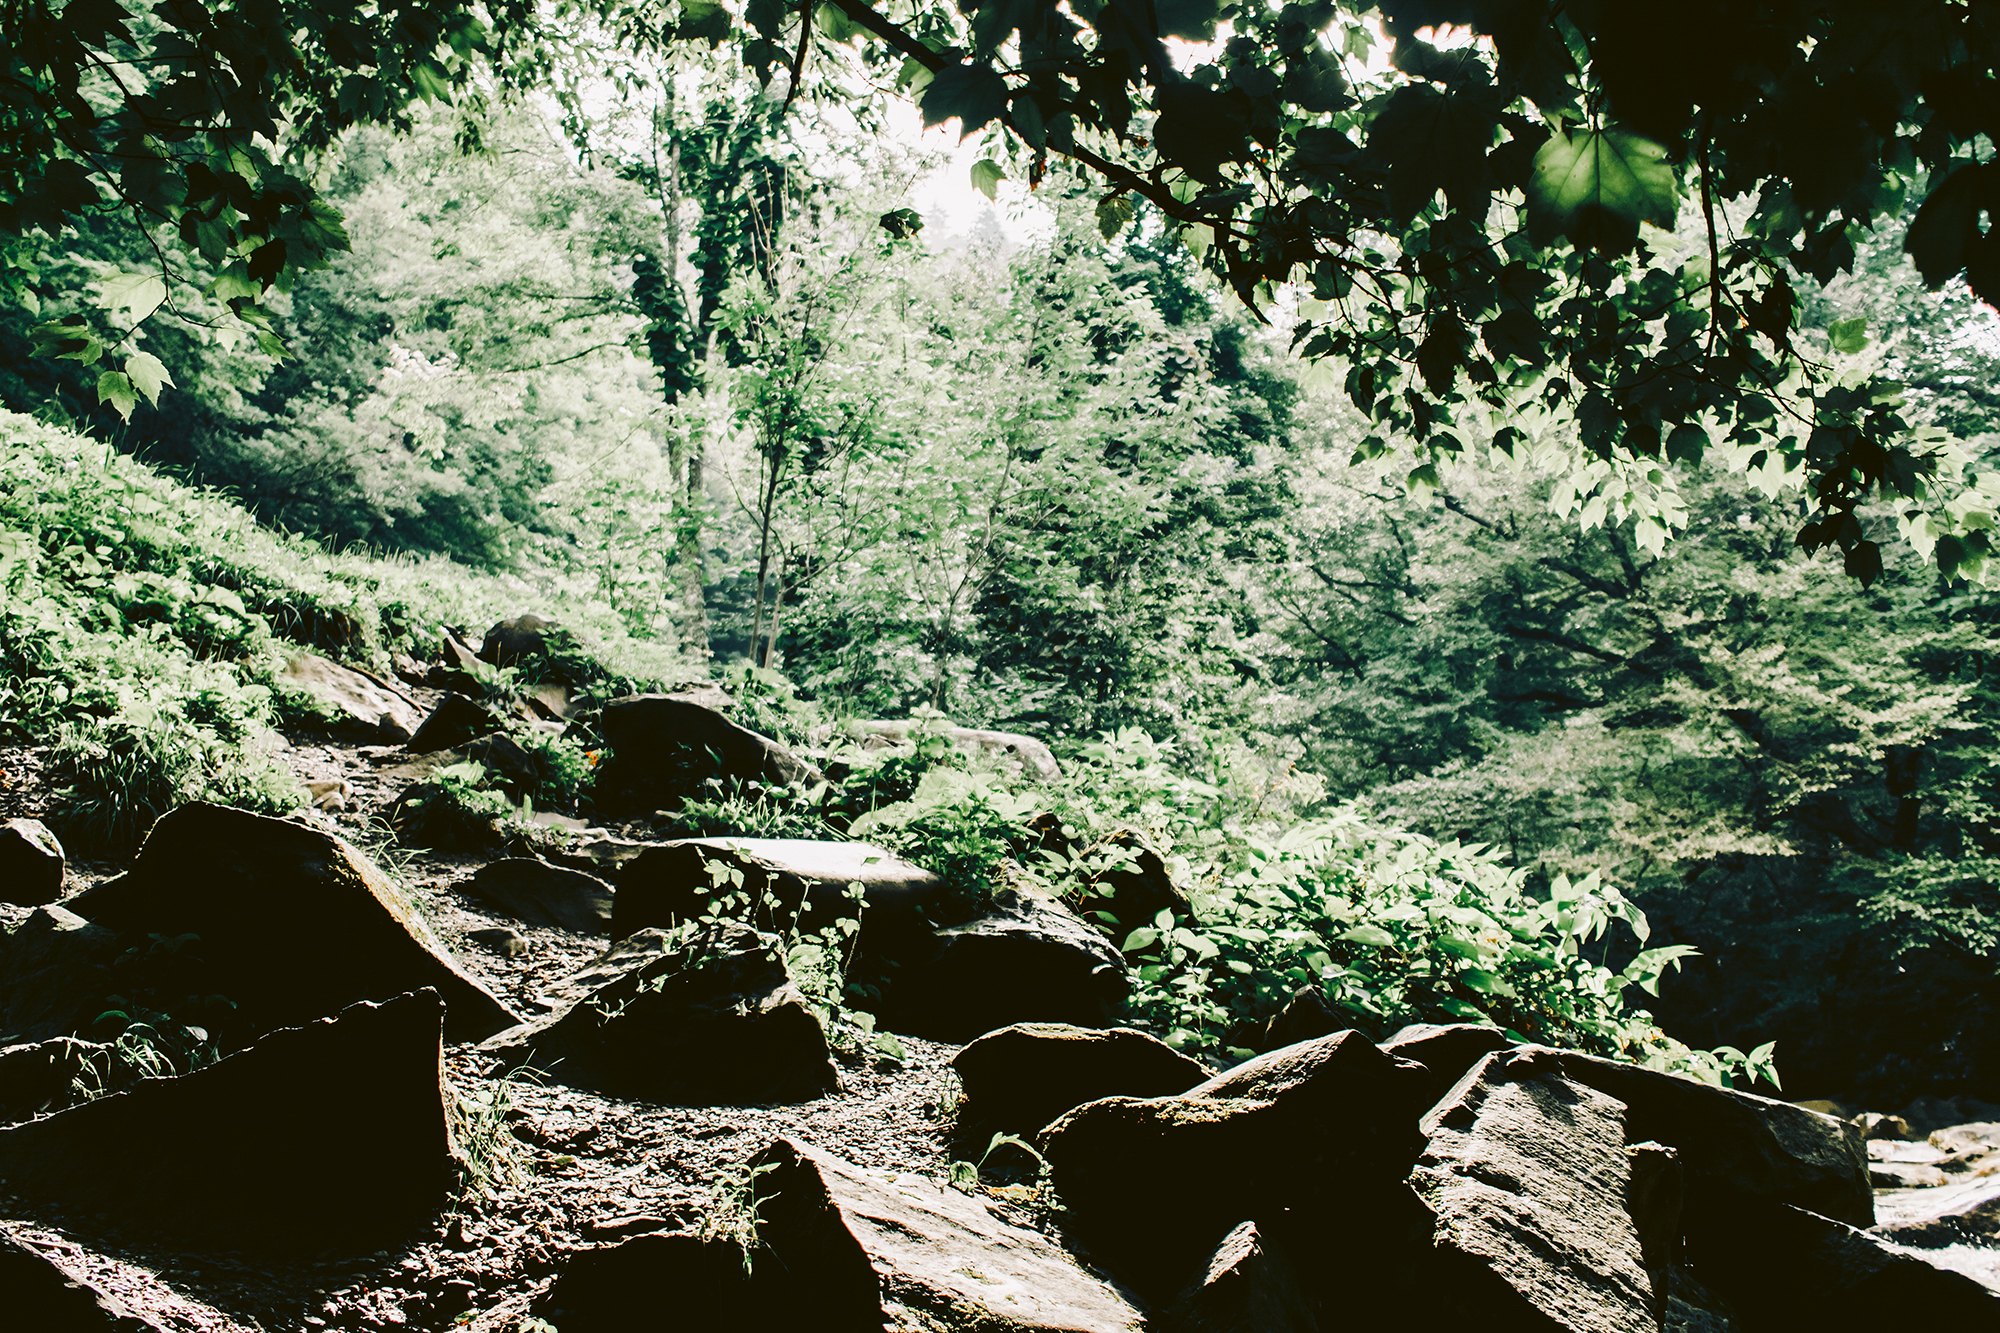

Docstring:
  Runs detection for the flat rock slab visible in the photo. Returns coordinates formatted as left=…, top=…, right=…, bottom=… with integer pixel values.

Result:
left=65, top=804, right=519, bottom=1042
left=1873, top=1176, right=2000, bottom=1246
left=1408, top=1050, right=1658, bottom=1332
left=0, top=817, right=64, bottom=905
left=612, top=838, right=940, bottom=938
left=849, top=719, right=1062, bottom=781
left=950, top=1023, right=1212, bottom=1141
left=0, top=992, right=455, bottom=1254
left=278, top=653, right=423, bottom=742
left=483, top=921, right=838, bottom=1105
left=468, top=857, right=613, bottom=933
left=0, top=1223, right=190, bottom=1331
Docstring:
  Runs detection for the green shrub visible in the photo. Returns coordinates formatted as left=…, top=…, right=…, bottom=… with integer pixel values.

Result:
left=48, top=711, right=301, bottom=854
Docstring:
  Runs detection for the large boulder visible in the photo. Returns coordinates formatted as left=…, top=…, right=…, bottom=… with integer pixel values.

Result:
left=848, top=719, right=1062, bottom=782
left=64, top=804, right=519, bottom=1042
left=1041, top=1030, right=1433, bottom=1301
left=1522, top=1045, right=1873, bottom=1230
left=468, top=857, right=613, bottom=933
left=593, top=694, right=818, bottom=816
left=482, top=921, right=838, bottom=1105
left=0, top=818, right=64, bottom=905
left=277, top=653, right=424, bottom=742
left=0, top=903, right=123, bottom=1045
left=950, top=1023, right=1212, bottom=1143
left=880, top=887, right=1131, bottom=1042
left=1068, top=828, right=1193, bottom=934
left=0, top=991, right=457, bottom=1253
left=407, top=693, right=505, bottom=753
left=479, top=614, right=598, bottom=684
left=1381, top=1022, right=1513, bottom=1105
left=539, top=1138, right=1143, bottom=1333
left=611, top=837, right=941, bottom=939
left=1405, top=1050, right=1660, bottom=1330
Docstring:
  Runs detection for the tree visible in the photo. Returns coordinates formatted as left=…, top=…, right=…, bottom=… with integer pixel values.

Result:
left=12, top=1, right=2000, bottom=580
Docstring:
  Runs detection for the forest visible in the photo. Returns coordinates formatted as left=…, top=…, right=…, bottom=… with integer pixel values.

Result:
left=9, top=0, right=2000, bottom=1325
left=5, top=1, right=2000, bottom=1313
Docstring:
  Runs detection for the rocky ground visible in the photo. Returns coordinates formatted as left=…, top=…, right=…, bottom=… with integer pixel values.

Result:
left=0, top=728, right=999, bottom=1332
left=3, top=667, right=1999, bottom=1332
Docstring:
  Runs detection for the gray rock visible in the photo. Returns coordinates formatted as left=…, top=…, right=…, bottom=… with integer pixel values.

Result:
left=0, top=818, right=64, bottom=905
left=1152, top=1220, right=1320, bottom=1333
left=1706, top=1202, right=2000, bottom=1327
left=1899, top=1095, right=1970, bottom=1136
left=1861, top=1111, right=1919, bottom=1141
left=1873, top=1176, right=2000, bottom=1247
left=883, top=887, right=1130, bottom=1042
left=1069, top=827, right=1193, bottom=934
left=950, top=1023, right=1212, bottom=1142
left=594, top=694, right=818, bottom=816
left=64, top=804, right=519, bottom=1042
left=0, top=903, right=123, bottom=1045
left=536, top=928, right=674, bottom=1009
left=1407, top=1050, right=1661, bottom=1332
left=467, top=926, right=528, bottom=959
left=468, top=858, right=613, bottom=934
left=1871, top=1160, right=1951, bottom=1189
left=751, top=1137, right=1144, bottom=1331
left=0, top=992, right=457, bottom=1253
left=612, top=837, right=940, bottom=939
left=0, top=1221, right=183, bottom=1330
left=1237, top=984, right=1344, bottom=1056
left=1933, top=1122, right=2000, bottom=1156
left=480, top=614, right=598, bottom=684
left=1522, top=1045, right=1874, bottom=1229
left=277, top=653, right=424, bottom=742
left=482, top=921, right=838, bottom=1105
left=407, top=692, right=505, bottom=752
left=1869, top=1138, right=1948, bottom=1165
left=535, top=1232, right=771, bottom=1331
left=1382, top=1021, right=1512, bottom=1104
left=1041, top=1030, right=1432, bottom=1302
left=0, top=1036, right=106, bottom=1125
left=848, top=719, right=1062, bottom=781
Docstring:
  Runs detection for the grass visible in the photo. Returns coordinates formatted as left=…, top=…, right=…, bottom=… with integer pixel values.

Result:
left=0, top=409, right=700, bottom=855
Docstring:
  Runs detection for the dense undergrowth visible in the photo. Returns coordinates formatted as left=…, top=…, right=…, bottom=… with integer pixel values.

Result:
left=0, top=409, right=693, bottom=851
left=2, top=409, right=1771, bottom=1090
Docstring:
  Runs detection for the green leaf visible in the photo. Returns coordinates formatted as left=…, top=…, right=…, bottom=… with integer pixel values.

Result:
left=99, top=271, right=167, bottom=324
left=210, top=263, right=259, bottom=302
left=123, top=351, right=173, bottom=405
left=1527, top=125, right=1677, bottom=253
left=879, top=208, right=924, bottom=239
left=1827, top=316, right=1869, bottom=354
left=1122, top=926, right=1161, bottom=953
left=970, top=158, right=1007, bottom=202
left=1365, top=84, right=1496, bottom=224
left=1664, top=422, right=1706, bottom=465
left=1096, top=194, right=1134, bottom=240
left=677, top=0, right=733, bottom=44
left=920, top=63, right=1009, bottom=138
left=1340, top=923, right=1396, bottom=948
left=1619, top=945, right=1700, bottom=997
left=97, top=370, right=138, bottom=420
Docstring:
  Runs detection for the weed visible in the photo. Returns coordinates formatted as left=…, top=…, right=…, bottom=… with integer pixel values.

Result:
left=450, top=1066, right=543, bottom=1208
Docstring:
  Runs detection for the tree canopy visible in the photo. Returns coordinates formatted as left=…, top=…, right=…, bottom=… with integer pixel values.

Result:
left=8, top=0, right=2000, bottom=578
